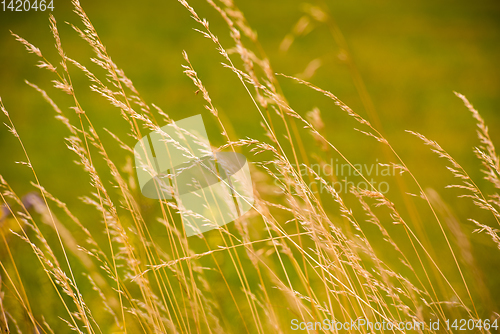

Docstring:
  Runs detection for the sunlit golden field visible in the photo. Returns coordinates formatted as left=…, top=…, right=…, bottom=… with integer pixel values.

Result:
left=0, top=0, right=499, bottom=333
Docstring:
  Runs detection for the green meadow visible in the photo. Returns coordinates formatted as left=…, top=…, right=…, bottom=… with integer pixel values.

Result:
left=0, top=0, right=499, bottom=332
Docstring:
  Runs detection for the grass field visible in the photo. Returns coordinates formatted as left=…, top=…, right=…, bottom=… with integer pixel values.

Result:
left=0, top=0, right=499, bottom=333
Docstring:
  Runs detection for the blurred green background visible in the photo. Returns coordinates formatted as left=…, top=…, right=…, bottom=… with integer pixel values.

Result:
left=1, top=0, right=499, bottom=202
left=0, top=0, right=500, bottom=331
